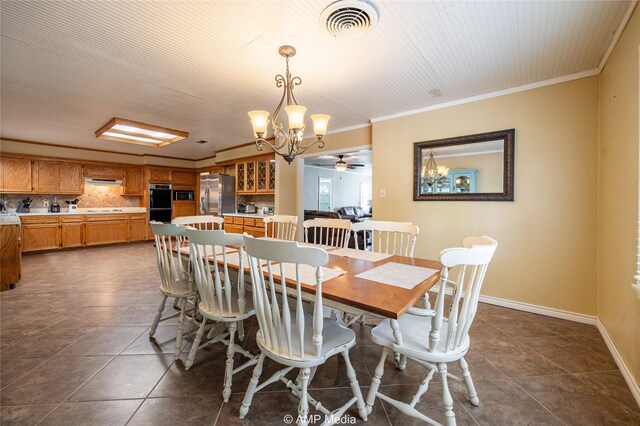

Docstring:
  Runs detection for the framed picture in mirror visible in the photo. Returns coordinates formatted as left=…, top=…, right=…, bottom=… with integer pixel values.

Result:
left=413, top=129, right=515, bottom=201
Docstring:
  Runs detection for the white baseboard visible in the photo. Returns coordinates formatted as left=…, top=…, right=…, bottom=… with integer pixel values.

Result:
left=477, top=294, right=597, bottom=325
left=428, top=286, right=597, bottom=325
left=596, top=319, right=640, bottom=407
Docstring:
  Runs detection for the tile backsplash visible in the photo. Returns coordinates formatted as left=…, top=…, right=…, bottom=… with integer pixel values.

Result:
left=237, top=194, right=275, bottom=211
left=3, top=185, right=141, bottom=209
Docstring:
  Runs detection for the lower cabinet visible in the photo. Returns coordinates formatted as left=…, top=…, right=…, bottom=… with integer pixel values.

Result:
left=129, top=214, right=147, bottom=242
left=21, top=217, right=61, bottom=252
left=223, top=216, right=265, bottom=237
left=85, top=215, right=129, bottom=246
left=173, top=202, right=196, bottom=219
left=61, top=217, right=83, bottom=248
left=21, top=213, right=148, bottom=252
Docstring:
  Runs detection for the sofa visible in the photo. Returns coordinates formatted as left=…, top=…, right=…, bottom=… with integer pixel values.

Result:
left=337, top=206, right=372, bottom=223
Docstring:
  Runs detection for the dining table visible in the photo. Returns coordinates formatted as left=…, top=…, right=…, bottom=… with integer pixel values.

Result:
left=175, top=240, right=443, bottom=321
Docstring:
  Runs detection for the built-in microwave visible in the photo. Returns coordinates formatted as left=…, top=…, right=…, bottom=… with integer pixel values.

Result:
left=173, top=190, right=194, bottom=201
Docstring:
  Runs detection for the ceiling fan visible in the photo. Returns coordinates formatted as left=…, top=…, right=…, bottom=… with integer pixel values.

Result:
left=313, top=155, right=365, bottom=172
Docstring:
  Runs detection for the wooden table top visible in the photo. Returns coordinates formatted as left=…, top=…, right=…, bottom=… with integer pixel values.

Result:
left=301, top=254, right=442, bottom=319
left=173, top=242, right=442, bottom=319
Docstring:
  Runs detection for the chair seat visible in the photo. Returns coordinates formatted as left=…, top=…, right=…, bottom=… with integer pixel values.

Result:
left=160, top=278, right=195, bottom=297
left=199, top=287, right=255, bottom=322
left=257, top=314, right=355, bottom=367
left=370, top=313, right=470, bottom=363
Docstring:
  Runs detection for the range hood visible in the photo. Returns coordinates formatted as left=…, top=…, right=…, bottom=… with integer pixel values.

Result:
left=84, top=178, right=123, bottom=187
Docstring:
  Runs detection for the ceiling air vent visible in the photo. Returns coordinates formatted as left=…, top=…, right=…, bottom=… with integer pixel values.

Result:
left=320, top=0, right=380, bottom=39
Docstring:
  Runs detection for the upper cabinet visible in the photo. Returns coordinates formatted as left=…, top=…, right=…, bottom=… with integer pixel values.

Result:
left=33, top=160, right=83, bottom=194
left=148, top=167, right=171, bottom=183
left=236, top=155, right=275, bottom=194
left=171, top=170, right=196, bottom=187
left=59, top=162, right=84, bottom=193
left=0, top=156, right=32, bottom=193
left=83, top=163, right=125, bottom=180
left=123, top=167, right=144, bottom=196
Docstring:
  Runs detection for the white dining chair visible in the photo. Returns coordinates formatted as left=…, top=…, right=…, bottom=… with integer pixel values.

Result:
left=240, top=236, right=368, bottom=426
left=365, top=235, right=498, bottom=426
left=263, top=215, right=298, bottom=241
left=149, top=223, right=198, bottom=359
left=172, top=215, right=224, bottom=230
left=303, top=218, right=351, bottom=249
left=350, top=220, right=419, bottom=257
left=184, top=229, right=259, bottom=402
left=346, top=221, right=420, bottom=333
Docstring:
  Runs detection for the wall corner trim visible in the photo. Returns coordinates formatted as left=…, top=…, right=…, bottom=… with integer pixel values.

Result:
left=596, top=318, right=640, bottom=407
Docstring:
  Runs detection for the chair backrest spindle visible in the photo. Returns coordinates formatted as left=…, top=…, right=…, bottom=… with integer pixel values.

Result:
left=351, top=221, right=419, bottom=257
left=303, top=218, right=351, bottom=248
left=263, top=215, right=298, bottom=241
left=244, top=236, right=329, bottom=360
left=428, top=235, right=498, bottom=354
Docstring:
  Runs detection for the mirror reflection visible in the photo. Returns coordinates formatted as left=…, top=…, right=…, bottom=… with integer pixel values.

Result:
left=420, top=140, right=504, bottom=194
left=413, top=129, right=514, bottom=201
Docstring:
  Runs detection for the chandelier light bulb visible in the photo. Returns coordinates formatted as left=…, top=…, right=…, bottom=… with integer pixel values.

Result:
left=248, top=110, right=269, bottom=138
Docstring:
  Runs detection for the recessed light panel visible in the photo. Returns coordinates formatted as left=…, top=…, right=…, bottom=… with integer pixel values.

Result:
left=95, top=117, right=188, bottom=147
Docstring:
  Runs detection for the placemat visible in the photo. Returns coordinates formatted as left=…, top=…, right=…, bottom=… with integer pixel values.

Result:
left=355, top=262, right=439, bottom=290
left=331, top=248, right=392, bottom=262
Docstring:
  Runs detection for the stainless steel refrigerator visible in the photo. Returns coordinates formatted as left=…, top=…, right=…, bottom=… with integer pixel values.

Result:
left=200, top=174, right=235, bottom=216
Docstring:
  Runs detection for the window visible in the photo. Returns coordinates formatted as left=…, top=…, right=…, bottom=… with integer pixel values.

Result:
left=360, top=182, right=372, bottom=213
left=318, top=178, right=333, bottom=211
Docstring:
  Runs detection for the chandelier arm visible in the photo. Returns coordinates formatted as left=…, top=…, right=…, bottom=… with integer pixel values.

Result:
left=272, top=130, right=289, bottom=150
left=256, top=138, right=284, bottom=155
left=292, top=138, right=325, bottom=156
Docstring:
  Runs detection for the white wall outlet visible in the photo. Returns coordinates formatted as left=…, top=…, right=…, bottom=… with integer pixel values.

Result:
left=43, top=200, right=49, bottom=208
left=379, top=188, right=386, bottom=198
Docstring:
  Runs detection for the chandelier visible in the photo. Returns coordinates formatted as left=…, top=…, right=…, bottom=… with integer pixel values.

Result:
left=422, top=151, right=449, bottom=189
left=248, top=45, right=330, bottom=164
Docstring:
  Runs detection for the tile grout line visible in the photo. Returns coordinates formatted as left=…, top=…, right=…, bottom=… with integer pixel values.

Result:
left=473, top=350, right=569, bottom=426
left=30, top=309, right=150, bottom=425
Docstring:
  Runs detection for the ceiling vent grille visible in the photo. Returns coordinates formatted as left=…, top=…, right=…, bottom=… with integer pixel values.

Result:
left=320, top=0, right=380, bottom=39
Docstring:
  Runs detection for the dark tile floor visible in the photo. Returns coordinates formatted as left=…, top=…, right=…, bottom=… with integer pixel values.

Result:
left=1, top=243, right=638, bottom=425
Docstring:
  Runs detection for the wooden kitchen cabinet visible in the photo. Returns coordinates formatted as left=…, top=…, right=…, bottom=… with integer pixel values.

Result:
left=235, top=160, right=256, bottom=193
left=223, top=215, right=265, bottom=236
left=235, top=155, right=275, bottom=194
left=60, top=216, right=84, bottom=248
left=34, top=161, right=60, bottom=192
left=85, top=214, right=129, bottom=246
left=83, top=163, right=125, bottom=180
left=256, top=158, right=276, bottom=193
left=59, top=162, right=84, bottom=193
left=33, top=160, right=83, bottom=194
left=128, top=213, right=147, bottom=242
left=124, top=167, right=144, bottom=195
left=171, top=170, right=196, bottom=187
left=21, top=216, right=61, bottom=252
left=1, top=224, right=22, bottom=290
left=173, top=202, right=196, bottom=218
left=0, top=156, right=31, bottom=193
left=148, top=167, right=171, bottom=183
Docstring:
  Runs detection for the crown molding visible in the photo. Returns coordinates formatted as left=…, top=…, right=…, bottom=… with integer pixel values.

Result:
left=598, top=0, right=639, bottom=73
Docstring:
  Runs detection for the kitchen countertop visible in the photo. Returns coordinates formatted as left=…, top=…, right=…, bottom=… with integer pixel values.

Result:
left=223, top=212, right=272, bottom=219
left=0, top=215, right=21, bottom=226
left=15, top=207, right=147, bottom=216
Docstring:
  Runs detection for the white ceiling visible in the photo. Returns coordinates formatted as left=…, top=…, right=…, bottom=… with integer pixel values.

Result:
left=0, top=1, right=633, bottom=159
left=305, top=149, right=373, bottom=175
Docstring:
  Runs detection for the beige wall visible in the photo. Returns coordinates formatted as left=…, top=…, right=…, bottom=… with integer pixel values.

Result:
left=597, top=9, right=640, bottom=382
left=373, top=77, right=599, bottom=315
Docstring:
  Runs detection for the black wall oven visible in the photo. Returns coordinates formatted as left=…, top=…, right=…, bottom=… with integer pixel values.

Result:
left=149, top=184, right=172, bottom=223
